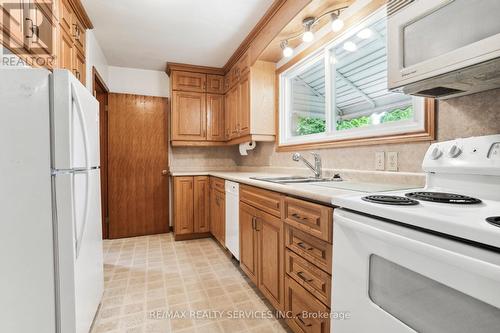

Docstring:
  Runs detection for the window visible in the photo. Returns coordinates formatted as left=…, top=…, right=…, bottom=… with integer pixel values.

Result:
left=279, top=9, right=432, bottom=148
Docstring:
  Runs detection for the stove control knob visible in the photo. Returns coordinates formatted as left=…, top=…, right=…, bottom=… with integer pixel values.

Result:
left=448, top=144, right=462, bottom=158
left=430, top=147, right=443, bottom=160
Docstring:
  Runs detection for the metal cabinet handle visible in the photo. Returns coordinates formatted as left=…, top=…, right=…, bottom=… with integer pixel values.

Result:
left=297, top=242, right=313, bottom=251
left=72, top=23, right=80, bottom=39
left=297, top=271, right=314, bottom=283
left=296, top=315, right=312, bottom=327
left=251, top=217, right=256, bottom=230
left=291, top=213, right=308, bottom=222
left=25, top=18, right=38, bottom=41
left=255, top=217, right=261, bottom=231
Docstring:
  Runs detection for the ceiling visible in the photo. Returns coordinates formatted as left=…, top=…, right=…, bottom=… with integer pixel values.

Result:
left=81, top=0, right=275, bottom=71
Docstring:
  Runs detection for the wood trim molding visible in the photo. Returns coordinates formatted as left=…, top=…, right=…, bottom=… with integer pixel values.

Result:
left=166, top=62, right=225, bottom=76
left=223, top=0, right=289, bottom=72
left=92, top=66, right=109, bottom=94
left=69, top=0, right=93, bottom=29
left=171, top=134, right=275, bottom=147
left=276, top=99, right=436, bottom=152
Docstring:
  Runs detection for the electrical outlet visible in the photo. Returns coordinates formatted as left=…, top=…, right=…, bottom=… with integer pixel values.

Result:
left=387, top=152, right=398, bottom=171
left=375, top=152, right=385, bottom=170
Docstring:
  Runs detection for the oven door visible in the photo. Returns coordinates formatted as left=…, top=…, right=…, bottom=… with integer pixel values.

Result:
left=331, top=209, right=500, bottom=333
left=387, top=0, right=500, bottom=90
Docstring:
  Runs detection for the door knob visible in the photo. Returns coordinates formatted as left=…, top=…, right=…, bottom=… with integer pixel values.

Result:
left=162, top=170, right=168, bottom=175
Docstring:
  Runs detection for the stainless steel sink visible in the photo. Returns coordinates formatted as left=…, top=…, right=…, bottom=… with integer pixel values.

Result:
left=250, top=176, right=342, bottom=184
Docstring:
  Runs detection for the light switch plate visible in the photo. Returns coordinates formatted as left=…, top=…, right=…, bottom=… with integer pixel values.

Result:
left=387, top=152, right=398, bottom=171
left=375, top=152, right=385, bottom=170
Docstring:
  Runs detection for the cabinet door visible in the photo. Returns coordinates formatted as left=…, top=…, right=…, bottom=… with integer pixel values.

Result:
left=206, top=75, right=224, bottom=94
left=257, top=210, right=284, bottom=311
left=172, top=71, right=206, bottom=92
left=171, top=91, right=207, bottom=141
left=74, top=49, right=85, bottom=84
left=239, top=202, right=258, bottom=284
left=28, top=0, right=55, bottom=59
left=59, top=0, right=73, bottom=36
left=238, top=71, right=250, bottom=136
left=207, top=94, right=225, bottom=141
left=73, top=16, right=85, bottom=55
left=0, top=0, right=28, bottom=50
left=58, top=29, right=73, bottom=71
left=226, top=85, right=239, bottom=139
left=210, top=189, right=225, bottom=245
left=173, top=177, right=194, bottom=235
left=194, top=176, right=210, bottom=233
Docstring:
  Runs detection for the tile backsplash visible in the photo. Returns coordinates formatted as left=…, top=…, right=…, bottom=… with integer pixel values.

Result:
left=170, top=89, right=500, bottom=174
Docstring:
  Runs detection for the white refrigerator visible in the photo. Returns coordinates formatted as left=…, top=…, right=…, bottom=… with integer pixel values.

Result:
left=0, top=68, right=104, bottom=333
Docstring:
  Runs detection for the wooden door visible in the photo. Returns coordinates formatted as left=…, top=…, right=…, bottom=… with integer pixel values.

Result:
left=238, top=71, right=251, bottom=136
left=108, top=94, right=169, bottom=239
left=171, top=91, right=207, bottom=141
left=0, top=0, right=28, bottom=50
left=239, top=202, right=258, bottom=284
left=194, top=176, right=210, bottom=233
left=206, top=94, right=225, bottom=141
left=206, top=75, right=224, bottom=94
left=173, top=177, right=194, bottom=235
left=257, top=210, right=284, bottom=311
left=172, top=71, right=206, bottom=92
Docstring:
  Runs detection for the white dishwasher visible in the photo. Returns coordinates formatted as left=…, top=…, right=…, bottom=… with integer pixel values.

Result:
left=225, top=181, right=239, bottom=260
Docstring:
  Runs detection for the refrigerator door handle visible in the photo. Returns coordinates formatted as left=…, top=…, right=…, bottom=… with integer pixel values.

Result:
left=71, top=82, right=91, bottom=170
left=74, top=171, right=90, bottom=260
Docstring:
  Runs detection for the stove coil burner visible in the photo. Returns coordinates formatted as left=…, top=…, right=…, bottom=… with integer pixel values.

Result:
left=405, top=192, right=482, bottom=204
left=362, top=195, right=419, bottom=206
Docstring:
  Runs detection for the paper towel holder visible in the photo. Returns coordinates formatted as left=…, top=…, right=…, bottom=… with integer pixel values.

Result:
left=239, top=141, right=256, bottom=156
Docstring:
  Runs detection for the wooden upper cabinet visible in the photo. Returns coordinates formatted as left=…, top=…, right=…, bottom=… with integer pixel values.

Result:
left=173, top=177, right=194, bottom=235
left=171, top=91, right=207, bottom=141
left=72, top=14, right=85, bottom=54
left=29, top=1, right=55, bottom=59
left=172, top=71, right=207, bottom=93
left=237, top=51, right=250, bottom=75
left=58, top=28, right=73, bottom=70
left=194, top=176, right=210, bottom=233
left=206, top=74, right=224, bottom=94
left=226, top=84, right=239, bottom=139
left=0, top=0, right=28, bottom=50
left=59, top=0, right=73, bottom=35
left=74, top=49, right=85, bottom=83
left=207, top=94, right=225, bottom=141
left=238, top=71, right=250, bottom=136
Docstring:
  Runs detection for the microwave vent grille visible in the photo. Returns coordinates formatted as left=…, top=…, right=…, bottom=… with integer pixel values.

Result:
left=387, top=0, right=415, bottom=16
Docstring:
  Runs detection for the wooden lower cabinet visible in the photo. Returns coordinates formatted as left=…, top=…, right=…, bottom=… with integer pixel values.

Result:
left=257, top=208, right=285, bottom=311
left=173, top=176, right=211, bottom=240
left=239, top=198, right=285, bottom=310
left=210, top=181, right=225, bottom=246
left=239, top=202, right=258, bottom=284
left=194, top=176, right=210, bottom=233
left=285, top=276, right=330, bottom=333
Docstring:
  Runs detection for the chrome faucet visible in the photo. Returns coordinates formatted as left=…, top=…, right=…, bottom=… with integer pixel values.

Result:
left=292, top=152, right=322, bottom=179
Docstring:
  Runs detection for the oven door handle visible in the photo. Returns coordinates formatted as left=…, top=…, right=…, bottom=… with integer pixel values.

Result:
left=336, top=212, right=500, bottom=281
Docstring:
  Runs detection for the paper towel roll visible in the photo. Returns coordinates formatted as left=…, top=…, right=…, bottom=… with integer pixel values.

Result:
left=239, top=141, right=256, bottom=156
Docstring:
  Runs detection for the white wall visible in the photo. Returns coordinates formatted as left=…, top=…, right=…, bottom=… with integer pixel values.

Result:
left=108, top=66, right=169, bottom=97
left=86, top=30, right=109, bottom=91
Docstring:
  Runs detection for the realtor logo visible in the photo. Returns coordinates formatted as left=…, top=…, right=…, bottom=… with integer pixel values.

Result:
left=1, top=1, right=55, bottom=66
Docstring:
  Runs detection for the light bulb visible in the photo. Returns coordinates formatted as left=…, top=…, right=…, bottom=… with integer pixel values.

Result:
left=330, top=13, right=344, bottom=32
left=283, top=46, right=294, bottom=58
left=357, top=28, right=373, bottom=39
left=343, top=41, right=357, bottom=52
left=302, top=30, right=314, bottom=43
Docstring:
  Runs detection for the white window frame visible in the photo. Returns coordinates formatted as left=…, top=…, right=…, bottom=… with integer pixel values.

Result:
left=278, top=8, right=426, bottom=147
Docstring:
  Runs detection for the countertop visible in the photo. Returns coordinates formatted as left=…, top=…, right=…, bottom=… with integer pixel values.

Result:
left=170, top=170, right=419, bottom=205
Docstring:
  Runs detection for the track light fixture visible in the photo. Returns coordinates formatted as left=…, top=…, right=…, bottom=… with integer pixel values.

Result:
left=279, top=6, right=347, bottom=59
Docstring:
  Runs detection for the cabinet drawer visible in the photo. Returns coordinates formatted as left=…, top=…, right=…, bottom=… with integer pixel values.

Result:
left=172, top=71, right=206, bottom=92
left=210, top=177, right=225, bottom=193
left=283, top=197, right=333, bottom=243
left=285, top=225, right=332, bottom=274
left=285, top=276, right=330, bottom=333
left=240, top=184, right=282, bottom=218
left=286, top=250, right=331, bottom=306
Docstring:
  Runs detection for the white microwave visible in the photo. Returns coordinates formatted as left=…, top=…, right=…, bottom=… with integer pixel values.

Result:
left=387, top=0, right=500, bottom=99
